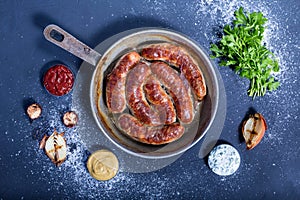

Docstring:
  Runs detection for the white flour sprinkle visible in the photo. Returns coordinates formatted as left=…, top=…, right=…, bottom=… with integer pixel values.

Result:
left=14, top=0, right=298, bottom=198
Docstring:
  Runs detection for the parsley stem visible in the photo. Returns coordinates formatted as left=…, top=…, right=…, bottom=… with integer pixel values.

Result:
left=210, top=7, right=280, bottom=98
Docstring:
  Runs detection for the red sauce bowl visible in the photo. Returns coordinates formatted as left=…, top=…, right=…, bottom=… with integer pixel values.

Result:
left=43, top=64, right=74, bottom=96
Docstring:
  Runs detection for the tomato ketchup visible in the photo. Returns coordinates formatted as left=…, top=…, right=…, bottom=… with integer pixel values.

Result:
left=43, top=64, right=74, bottom=96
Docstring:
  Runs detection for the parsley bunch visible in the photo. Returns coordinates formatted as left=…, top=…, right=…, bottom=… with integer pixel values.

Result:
left=210, top=7, right=280, bottom=98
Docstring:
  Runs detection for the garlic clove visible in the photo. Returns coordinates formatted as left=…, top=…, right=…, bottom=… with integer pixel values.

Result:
left=63, top=111, right=78, bottom=128
left=27, top=103, right=42, bottom=120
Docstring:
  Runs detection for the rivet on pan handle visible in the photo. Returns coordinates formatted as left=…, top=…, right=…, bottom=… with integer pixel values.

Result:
left=43, top=24, right=101, bottom=66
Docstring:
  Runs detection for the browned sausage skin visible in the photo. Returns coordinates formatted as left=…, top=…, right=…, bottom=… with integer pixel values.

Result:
left=150, top=62, right=194, bottom=124
left=125, top=62, right=162, bottom=126
left=144, top=74, right=176, bottom=125
left=141, top=43, right=206, bottom=100
left=106, top=51, right=140, bottom=113
left=118, top=114, right=185, bottom=145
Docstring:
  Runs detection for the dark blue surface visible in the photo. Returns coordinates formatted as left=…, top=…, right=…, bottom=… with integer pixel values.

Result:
left=0, top=0, right=299, bottom=199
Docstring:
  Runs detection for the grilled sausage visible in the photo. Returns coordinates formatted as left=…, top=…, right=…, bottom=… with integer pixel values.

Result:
left=106, top=51, right=141, bottom=113
left=126, top=62, right=162, bottom=126
left=150, top=62, right=194, bottom=124
left=141, top=43, right=206, bottom=100
left=144, top=74, right=176, bottom=125
left=118, top=114, right=185, bottom=145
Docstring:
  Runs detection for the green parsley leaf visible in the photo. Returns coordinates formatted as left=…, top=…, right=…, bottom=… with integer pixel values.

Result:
left=210, top=7, right=280, bottom=98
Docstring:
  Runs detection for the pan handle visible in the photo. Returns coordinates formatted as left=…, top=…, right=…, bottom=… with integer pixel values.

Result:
left=43, top=24, right=101, bottom=66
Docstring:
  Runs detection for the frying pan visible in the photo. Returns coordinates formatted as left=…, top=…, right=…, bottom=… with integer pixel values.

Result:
left=43, top=24, right=219, bottom=159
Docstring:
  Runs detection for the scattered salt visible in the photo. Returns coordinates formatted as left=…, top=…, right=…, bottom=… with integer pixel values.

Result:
left=5, top=0, right=296, bottom=198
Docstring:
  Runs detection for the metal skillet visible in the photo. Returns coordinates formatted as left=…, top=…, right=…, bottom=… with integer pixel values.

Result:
left=43, top=24, right=219, bottom=159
